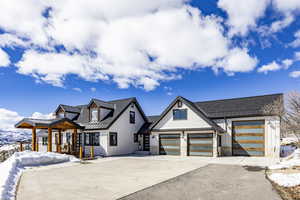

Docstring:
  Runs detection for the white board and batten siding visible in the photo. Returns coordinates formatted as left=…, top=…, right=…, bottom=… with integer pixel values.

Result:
left=106, top=103, right=145, bottom=156
left=150, top=102, right=218, bottom=156
left=214, top=116, right=280, bottom=158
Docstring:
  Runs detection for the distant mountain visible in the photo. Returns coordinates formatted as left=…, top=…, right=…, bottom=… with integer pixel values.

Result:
left=0, top=129, right=31, bottom=146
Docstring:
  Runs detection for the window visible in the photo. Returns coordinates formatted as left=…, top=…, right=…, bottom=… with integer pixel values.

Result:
left=130, top=111, right=135, bottom=124
left=66, top=133, right=71, bottom=143
left=42, top=137, right=48, bottom=145
left=84, top=133, right=100, bottom=146
left=91, top=108, right=98, bottom=122
left=109, top=132, right=118, bottom=146
left=134, top=133, right=138, bottom=143
left=178, top=101, right=183, bottom=108
left=58, top=112, right=64, bottom=118
left=173, top=109, right=187, bottom=120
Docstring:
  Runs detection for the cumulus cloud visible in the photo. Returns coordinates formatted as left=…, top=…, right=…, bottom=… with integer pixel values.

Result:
left=0, top=108, right=54, bottom=131
left=0, top=0, right=259, bottom=90
left=257, top=59, right=293, bottom=74
left=290, top=71, right=300, bottom=78
left=0, top=108, right=23, bottom=130
left=218, top=0, right=270, bottom=36
left=290, top=30, right=300, bottom=48
left=0, top=49, right=10, bottom=67
left=271, top=0, right=300, bottom=32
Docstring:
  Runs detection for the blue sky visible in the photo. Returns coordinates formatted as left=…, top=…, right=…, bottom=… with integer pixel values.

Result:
left=0, top=0, right=300, bottom=127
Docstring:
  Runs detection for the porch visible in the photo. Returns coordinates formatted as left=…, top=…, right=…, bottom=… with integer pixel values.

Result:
left=15, top=118, right=83, bottom=157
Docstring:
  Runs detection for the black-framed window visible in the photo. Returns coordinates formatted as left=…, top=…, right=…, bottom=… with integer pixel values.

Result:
left=42, top=137, right=48, bottom=145
left=130, top=111, right=135, bottom=124
left=66, top=133, right=71, bottom=143
left=109, top=132, right=118, bottom=146
left=173, top=109, right=187, bottom=120
left=84, top=133, right=100, bottom=146
left=134, top=133, right=138, bottom=143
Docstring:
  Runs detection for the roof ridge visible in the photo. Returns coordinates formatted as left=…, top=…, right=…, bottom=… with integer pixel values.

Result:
left=195, top=93, right=283, bottom=104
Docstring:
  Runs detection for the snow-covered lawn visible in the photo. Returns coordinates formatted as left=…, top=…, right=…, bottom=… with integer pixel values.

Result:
left=268, top=149, right=300, bottom=187
left=0, top=151, right=79, bottom=200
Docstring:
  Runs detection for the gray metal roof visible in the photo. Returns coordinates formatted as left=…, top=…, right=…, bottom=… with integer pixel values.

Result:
left=194, top=93, right=283, bottom=119
left=60, top=105, right=81, bottom=113
left=15, top=118, right=83, bottom=129
left=73, top=97, right=148, bottom=130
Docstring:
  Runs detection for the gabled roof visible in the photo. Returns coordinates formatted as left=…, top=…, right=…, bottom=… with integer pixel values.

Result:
left=76, top=97, right=148, bottom=130
left=150, top=96, right=224, bottom=132
left=195, top=93, right=283, bottom=119
left=55, top=104, right=81, bottom=114
left=15, top=118, right=83, bottom=129
left=87, top=98, right=115, bottom=109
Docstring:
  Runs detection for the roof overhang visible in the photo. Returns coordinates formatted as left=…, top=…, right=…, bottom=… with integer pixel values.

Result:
left=15, top=118, right=83, bottom=130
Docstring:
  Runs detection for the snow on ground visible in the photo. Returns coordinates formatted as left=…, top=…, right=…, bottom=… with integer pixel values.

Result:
left=268, top=149, right=300, bottom=187
left=0, top=151, right=79, bottom=200
left=281, top=137, right=299, bottom=146
left=0, top=144, right=18, bottom=152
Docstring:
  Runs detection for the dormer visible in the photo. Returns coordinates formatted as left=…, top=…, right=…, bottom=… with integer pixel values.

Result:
left=87, top=99, right=114, bottom=122
left=54, top=104, right=80, bottom=120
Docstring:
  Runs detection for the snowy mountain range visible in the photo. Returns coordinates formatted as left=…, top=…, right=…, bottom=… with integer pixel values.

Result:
left=0, top=129, right=31, bottom=146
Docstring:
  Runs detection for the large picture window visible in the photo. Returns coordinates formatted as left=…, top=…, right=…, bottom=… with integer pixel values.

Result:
left=130, top=111, right=135, bottom=124
left=173, top=109, right=187, bottom=120
left=109, top=132, right=118, bottom=146
left=84, top=133, right=100, bottom=146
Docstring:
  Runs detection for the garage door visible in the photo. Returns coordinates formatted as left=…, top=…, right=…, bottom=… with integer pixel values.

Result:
left=188, top=133, right=213, bottom=157
left=232, top=121, right=265, bottom=156
left=159, top=134, right=181, bottom=155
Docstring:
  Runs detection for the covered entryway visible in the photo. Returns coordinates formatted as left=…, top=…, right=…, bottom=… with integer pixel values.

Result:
left=232, top=120, right=265, bottom=156
left=159, top=134, right=181, bottom=155
left=188, top=133, right=213, bottom=156
left=15, top=118, right=83, bottom=156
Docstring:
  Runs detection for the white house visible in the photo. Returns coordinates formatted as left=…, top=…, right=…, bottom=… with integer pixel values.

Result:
left=147, top=94, right=282, bottom=158
left=15, top=93, right=282, bottom=158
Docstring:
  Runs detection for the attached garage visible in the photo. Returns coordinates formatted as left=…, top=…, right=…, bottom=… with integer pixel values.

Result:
left=188, top=133, right=213, bottom=156
left=159, top=134, right=181, bottom=155
left=232, top=120, right=265, bottom=156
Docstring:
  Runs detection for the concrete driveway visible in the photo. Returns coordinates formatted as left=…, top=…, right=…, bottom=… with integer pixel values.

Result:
left=17, top=156, right=280, bottom=200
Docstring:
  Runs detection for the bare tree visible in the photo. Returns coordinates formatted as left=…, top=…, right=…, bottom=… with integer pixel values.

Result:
left=263, top=92, right=300, bottom=145
left=285, top=92, right=300, bottom=143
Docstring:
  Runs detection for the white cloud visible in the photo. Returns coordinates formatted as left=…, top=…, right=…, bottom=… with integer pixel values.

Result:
left=282, top=59, right=293, bottom=69
left=90, top=87, right=96, bottom=92
left=258, top=61, right=281, bottom=74
left=72, top=87, right=82, bottom=92
left=216, top=48, right=258, bottom=73
left=290, top=30, right=300, bottom=48
left=0, top=0, right=258, bottom=90
left=271, top=0, right=300, bottom=32
left=270, top=14, right=294, bottom=33
left=289, top=71, right=300, bottom=78
left=0, top=49, right=10, bottom=67
left=31, top=112, right=54, bottom=119
left=0, top=108, right=53, bottom=131
left=294, top=51, right=300, bottom=61
left=218, top=0, right=270, bottom=36
left=0, top=108, right=23, bottom=131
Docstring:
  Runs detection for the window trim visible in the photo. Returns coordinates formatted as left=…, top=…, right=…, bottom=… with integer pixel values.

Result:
left=173, top=109, right=188, bottom=120
left=129, top=111, right=135, bottom=124
left=109, top=132, right=118, bottom=146
left=84, top=133, right=100, bottom=146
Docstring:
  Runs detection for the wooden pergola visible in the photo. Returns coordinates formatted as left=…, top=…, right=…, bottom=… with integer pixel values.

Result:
left=15, top=118, right=83, bottom=155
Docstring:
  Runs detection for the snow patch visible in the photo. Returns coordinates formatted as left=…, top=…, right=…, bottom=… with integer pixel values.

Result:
left=0, top=151, right=79, bottom=200
left=268, top=149, right=300, bottom=187
left=269, top=173, right=300, bottom=187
